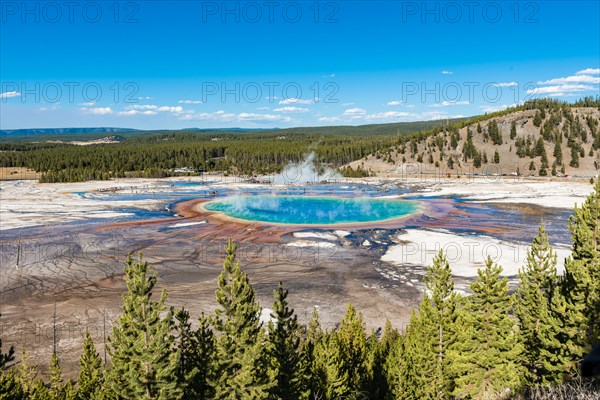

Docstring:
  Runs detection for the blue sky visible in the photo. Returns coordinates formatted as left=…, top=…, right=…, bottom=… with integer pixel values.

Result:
left=1, top=0, right=599, bottom=129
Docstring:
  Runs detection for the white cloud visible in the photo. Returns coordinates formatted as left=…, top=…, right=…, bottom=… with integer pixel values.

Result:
left=137, top=96, right=152, bottom=100
left=538, top=75, right=600, bottom=85
left=527, top=84, right=595, bottom=95
left=442, top=70, right=453, bottom=75
left=178, top=100, right=203, bottom=104
left=273, top=106, right=309, bottom=113
left=493, top=82, right=518, bottom=87
left=387, top=100, right=403, bottom=106
left=318, top=116, right=342, bottom=122
left=278, top=97, right=313, bottom=105
left=40, top=104, right=61, bottom=112
left=430, top=100, right=470, bottom=107
left=341, top=102, right=355, bottom=106
left=322, top=73, right=336, bottom=78
left=125, top=105, right=183, bottom=113
left=78, top=101, right=96, bottom=106
left=343, top=108, right=367, bottom=116
left=128, top=104, right=158, bottom=110
left=117, top=110, right=158, bottom=116
left=576, top=68, right=600, bottom=75
left=179, top=110, right=292, bottom=123
left=0, top=91, right=20, bottom=99
left=480, top=103, right=518, bottom=113
left=157, top=106, right=183, bottom=113
left=363, top=111, right=419, bottom=120
left=257, top=107, right=270, bottom=110
left=82, top=107, right=113, bottom=115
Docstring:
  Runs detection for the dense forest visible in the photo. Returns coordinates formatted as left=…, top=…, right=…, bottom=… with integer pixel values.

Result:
left=2, top=174, right=599, bottom=399
left=2, top=98, right=598, bottom=183
left=0, top=131, right=399, bottom=182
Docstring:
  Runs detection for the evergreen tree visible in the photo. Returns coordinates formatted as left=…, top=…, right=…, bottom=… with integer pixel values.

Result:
left=563, top=179, right=600, bottom=347
left=510, top=120, right=517, bottom=139
left=473, top=151, right=482, bottom=168
left=323, top=304, right=371, bottom=399
left=195, top=313, right=216, bottom=399
left=377, top=320, right=400, bottom=400
left=211, top=239, right=275, bottom=399
left=399, top=251, right=460, bottom=399
left=514, top=224, right=567, bottom=384
left=534, top=111, right=543, bottom=127
left=12, top=351, right=39, bottom=397
left=105, top=254, right=182, bottom=400
left=0, top=369, right=23, bottom=399
left=398, top=307, right=436, bottom=399
left=570, top=146, right=580, bottom=167
left=48, top=353, right=66, bottom=400
left=450, top=257, right=524, bottom=399
left=0, top=316, right=14, bottom=371
left=76, top=330, right=103, bottom=400
left=174, top=309, right=214, bottom=400
left=493, top=150, right=500, bottom=164
left=301, top=308, right=326, bottom=398
left=268, top=282, right=305, bottom=400
left=0, top=326, right=20, bottom=399
left=554, top=140, right=563, bottom=167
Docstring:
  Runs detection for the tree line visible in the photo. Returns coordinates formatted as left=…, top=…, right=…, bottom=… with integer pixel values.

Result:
left=2, top=98, right=599, bottom=183
left=2, top=182, right=600, bottom=399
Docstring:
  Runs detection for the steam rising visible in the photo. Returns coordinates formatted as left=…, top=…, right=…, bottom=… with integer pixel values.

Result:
left=271, top=152, right=342, bottom=184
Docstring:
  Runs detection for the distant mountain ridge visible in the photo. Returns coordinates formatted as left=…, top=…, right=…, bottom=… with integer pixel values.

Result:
left=0, top=127, right=138, bottom=137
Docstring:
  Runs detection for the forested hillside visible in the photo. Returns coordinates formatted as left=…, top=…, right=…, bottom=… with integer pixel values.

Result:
left=0, top=119, right=466, bottom=182
left=2, top=175, right=599, bottom=400
left=352, top=98, right=600, bottom=177
left=1, top=98, right=599, bottom=183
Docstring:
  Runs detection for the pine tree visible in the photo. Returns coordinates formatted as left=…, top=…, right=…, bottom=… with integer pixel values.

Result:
left=376, top=320, right=400, bottom=400
left=302, top=308, right=326, bottom=399
left=174, top=308, right=214, bottom=400
left=514, top=224, right=566, bottom=384
left=268, top=282, right=305, bottom=400
left=510, top=120, right=517, bottom=139
left=105, top=254, right=182, bottom=400
left=450, top=257, right=524, bottom=399
left=398, top=307, right=436, bottom=399
left=48, top=353, right=66, bottom=400
left=554, top=140, right=563, bottom=165
left=0, top=315, right=14, bottom=371
left=563, top=179, right=600, bottom=347
left=323, top=304, right=371, bottom=399
left=12, top=351, right=39, bottom=397
left=570, top=146, right=580, bottom=167
left=195, top=313, right=216, bottom=399
left=534, top=111, right=543, bottom=127
left=0, top=326, right=21, bottom=399
left=493, top=150, right=500, bottom=164
left=399, top=251, right=460, bottom=399
left=382, top=322, right=403, bottom=400
left=0, top=369, right=24, bottom=399
left=211, top=239, right=275, bottom=399
left=76, top=330, right=103, bottom=400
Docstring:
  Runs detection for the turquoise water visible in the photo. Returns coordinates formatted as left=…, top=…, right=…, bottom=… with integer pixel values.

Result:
left=204, top=195, right=420, bottom=225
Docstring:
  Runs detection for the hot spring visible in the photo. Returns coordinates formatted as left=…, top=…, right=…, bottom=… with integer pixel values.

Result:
left=203, top=195, right=421, bottom=225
